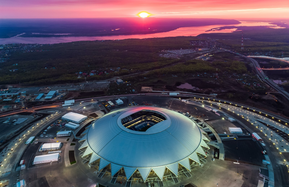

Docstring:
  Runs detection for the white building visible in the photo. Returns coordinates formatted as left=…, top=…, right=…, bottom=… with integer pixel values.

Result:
left=33, top=153, right=60, bottom=165
left=56, top=131, right=72, bottom=137
left=39, top=143, right=62, bottom=151
left=229, top=127, right=243, bottom=134
left=62, top=112, right=87, bottom=124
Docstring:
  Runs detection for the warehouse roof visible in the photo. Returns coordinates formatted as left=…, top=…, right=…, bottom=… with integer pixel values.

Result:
left=62, top=112, right=87, bottom=123
left=33, top=153, right=59, bottom=164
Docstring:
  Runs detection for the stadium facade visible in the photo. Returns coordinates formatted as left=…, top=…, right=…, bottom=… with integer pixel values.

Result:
left=78, top=106, right=210, bottom=184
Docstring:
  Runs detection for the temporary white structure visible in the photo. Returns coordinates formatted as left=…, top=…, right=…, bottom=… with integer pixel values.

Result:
left=39, top=143, right=62, bottom=151
left=33, top=153, right=60, bottom=165
left=79, top=106, right=210, bottom=181
left=65, top=122, right=80, bottom=129
left=56, top=131, right=71, bottom=137
left=229, top=127, right=243, bottom=134
left=62, top=112, right=87, bottom=124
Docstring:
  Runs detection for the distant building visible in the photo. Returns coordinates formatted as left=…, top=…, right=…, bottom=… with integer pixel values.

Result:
left=45, top=91, right=57, bottom=100
left=116, top=78, right=124, bottom=84
left=141, top=86, right=153, bottom=92
left=35, top=93, right=44, bottom=100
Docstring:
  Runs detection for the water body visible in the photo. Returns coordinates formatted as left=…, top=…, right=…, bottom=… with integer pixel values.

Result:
left=0, top=19, right=285, bottom=45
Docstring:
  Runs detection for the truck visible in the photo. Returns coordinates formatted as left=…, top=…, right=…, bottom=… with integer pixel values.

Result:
left=252, top=132, right=266, bottom=146
left=262, top=160, right=271, bottom=165
left=25, top=136, right=35, bottom=144
left=228, top=117, right=236, bottom=122
left=252, top=132, right=262, bottom=141
left=19, top=160, right=25, bottom=165
left=21, top=164, right=26, bottom=170
left=16, top=180, right=26, bottom=187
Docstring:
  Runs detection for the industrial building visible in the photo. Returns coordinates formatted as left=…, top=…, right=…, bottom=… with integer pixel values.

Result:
left=39, top=143, right=62, bottom=152
left=62, top=112, right=87, bottom=124
left=78, top=106, right=210, bottom=184
left=33, top=153, right=60, bottom=165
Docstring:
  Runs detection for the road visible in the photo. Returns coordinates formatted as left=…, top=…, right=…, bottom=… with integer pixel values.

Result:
left=248, top=55, right=289, bottom=64
left=223, top=49, right=289, bottom=101
left=0, top=111, right=63, bottom=187
left=0, top=104, right=61, bottom=118
left=262, top=67, right=289, bottom=70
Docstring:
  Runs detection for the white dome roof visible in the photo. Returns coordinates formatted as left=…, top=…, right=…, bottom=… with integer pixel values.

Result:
left=79, top=106, right=209, bottom=181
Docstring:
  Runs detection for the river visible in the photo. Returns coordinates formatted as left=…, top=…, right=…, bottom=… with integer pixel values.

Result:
left=0, top=21, right=285, bottom=45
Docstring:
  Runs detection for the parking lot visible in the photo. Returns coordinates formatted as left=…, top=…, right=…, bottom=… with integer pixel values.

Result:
left=223, top=139, right=265, bottom=165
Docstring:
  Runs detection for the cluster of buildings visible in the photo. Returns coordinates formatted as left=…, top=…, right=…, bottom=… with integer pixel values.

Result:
left=30, top=112, right=88, bottom=166
left=76, top=67, right=123, bottom=78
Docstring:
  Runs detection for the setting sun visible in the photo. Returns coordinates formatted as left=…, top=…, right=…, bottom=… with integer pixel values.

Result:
left=137, top=11, right=151, bottom=18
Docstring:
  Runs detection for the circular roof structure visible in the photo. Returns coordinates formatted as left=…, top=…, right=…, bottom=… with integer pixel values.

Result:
left=78, top=106, right=210, bottom=181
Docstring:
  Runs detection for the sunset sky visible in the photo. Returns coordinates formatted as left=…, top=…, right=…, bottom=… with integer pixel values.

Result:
left=1, top=0, right=289, bottom=19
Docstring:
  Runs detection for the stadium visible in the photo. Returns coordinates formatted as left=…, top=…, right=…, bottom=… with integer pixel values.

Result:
left=78, top=106, right=210, bottom=185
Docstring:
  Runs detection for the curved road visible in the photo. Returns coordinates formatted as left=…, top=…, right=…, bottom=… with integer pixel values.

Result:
left=223, top=49, right=289, bottom=101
